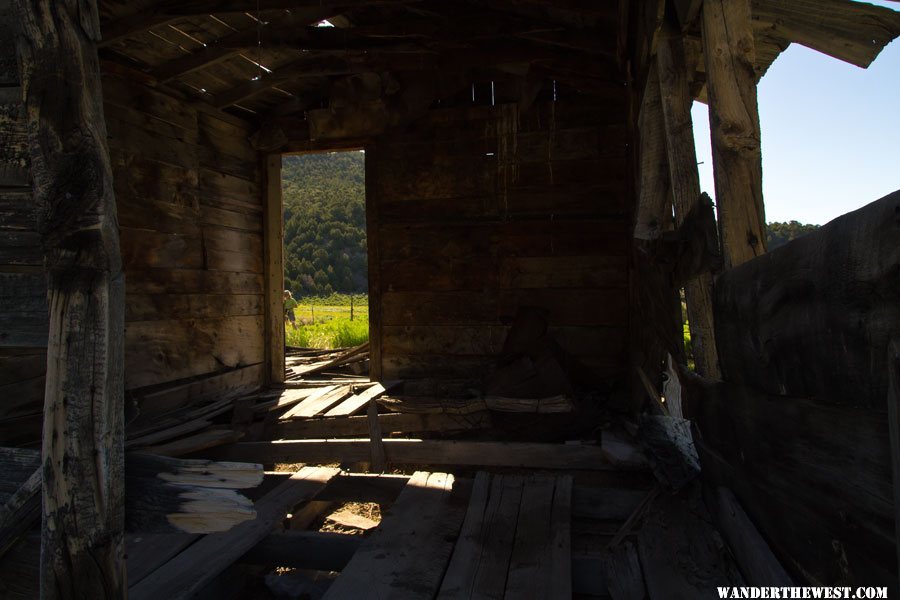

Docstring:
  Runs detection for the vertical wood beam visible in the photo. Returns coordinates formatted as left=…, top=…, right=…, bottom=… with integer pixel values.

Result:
left=14, top=0, right=126, bottom=597
left=365, top=146, right=382, bottom=381
left=264, top=154, right=285, bottom=385
left=887, top=339, right=900, bottom=586
left=656, top=23, right=721, bottom=379
left=701, top=0, right=767, bottom=269
left=634, top=63, right=673, bottom=241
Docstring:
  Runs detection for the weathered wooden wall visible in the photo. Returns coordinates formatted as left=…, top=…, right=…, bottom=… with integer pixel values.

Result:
left=692, top=380, right=896, bottom=590
left=694, top=192, right=900, bottom=590
left=368, top=97, right=631, bottom=394
left=104, top=74, right=265, bottom=415
left=0, top=7, right=46, bottom=446
left=0, top=68, right=266, bottom=444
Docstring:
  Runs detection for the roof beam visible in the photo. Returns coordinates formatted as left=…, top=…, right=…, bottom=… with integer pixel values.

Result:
left=211, top=53, right=436, bottom=108
left=151, top=10, right=362, bottom=83
left=99, top=0, right=419, bottom=47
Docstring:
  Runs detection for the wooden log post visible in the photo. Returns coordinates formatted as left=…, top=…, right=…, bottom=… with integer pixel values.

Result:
left=14, top=0, right=126, bottom=597
left=264, top=154, right=285, bottom=384
left=656, top=24, right=721, bottom=379
left=701, top=0, right=767, bottom=269
left=888, top=339, right=900, bottom=586
left=634, top=62, right=673, bottom=242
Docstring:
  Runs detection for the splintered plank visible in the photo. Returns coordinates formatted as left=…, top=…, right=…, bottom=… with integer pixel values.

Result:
left=322, top=382, right=396, bottom=418
left=280, top=385, right=344, bottom=419
left=130, top=466, right=339, bottom=600
left=323, top=471, right=467, bottom=600
left=438, top=473, right=524, bottom=598
left=505, top=475, right=572, bottom=599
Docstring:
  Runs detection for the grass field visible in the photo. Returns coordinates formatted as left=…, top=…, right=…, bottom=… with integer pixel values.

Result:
left=285, top=293, right=369, bottom=349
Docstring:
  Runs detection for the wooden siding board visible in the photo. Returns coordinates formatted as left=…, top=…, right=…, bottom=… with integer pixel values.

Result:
left=371, top=101, right=631, bottom=388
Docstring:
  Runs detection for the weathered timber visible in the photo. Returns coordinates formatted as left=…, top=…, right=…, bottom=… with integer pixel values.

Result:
left=689, top=377, right=896, bottom=587
left=706, top=486, right=793, bottom=586
left=656, top=23, right=720, bottom=378
left=271, top=410, right=492, bottom=439
left=323, top=471, right=466, bottom=599
left=208, top=439, right=627, bottom=470
left=601, top=541, right=647, bottom=600
left=16, top=0, right=126, bottom=596
left=639, top=485, right=745, bottom=599
left=314, top=473, right=409, bottom=504
left=0, top=448, right=265, bottom=557
left=124, top=453, right=263, bottom=534
left=130, top=466, right=339, bottom=600
left=263, top=154, right=285, bottom=385
left=438, top=473, right=521, bottom=598
left=323, top=381, right=394, bottom=417
left=702, top=0, right=767, bottom=269
left=240, top=530, right=362, bottom=571
left=571, top=486, right=649, bottom=521
left=887, top=339, right=900, bottom=587
left=713, top=191, right=900, bottom=408
left=366, top=399, right=387, bottom=472
left=634, top=62, right=672, bottom=241
left=0, top=466, right=40, bottom=560
left=438, top=473, right=571, bottom=599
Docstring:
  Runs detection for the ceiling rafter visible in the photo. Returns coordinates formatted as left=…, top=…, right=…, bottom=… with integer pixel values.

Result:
left=99, top=0, right=420, bottom=47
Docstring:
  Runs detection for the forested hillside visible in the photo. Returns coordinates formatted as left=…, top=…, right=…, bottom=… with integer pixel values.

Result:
left=766, top=221, right=820, bottom=249
left=282, top=152, right=367, bottom=296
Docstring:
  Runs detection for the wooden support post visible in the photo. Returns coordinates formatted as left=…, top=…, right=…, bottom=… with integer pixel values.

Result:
left=14, top=0, right=126, bottom=597
left=701, top=0, right=767, bottom=269
left=887, top=339, right=900, bottom=586
left=367, top=399, right=387, bottom=472
left=656, top=25, right=721, bottom=378
left=264, top=154, right=285, bottom=384
left=634, top=62, right=673, bottom=241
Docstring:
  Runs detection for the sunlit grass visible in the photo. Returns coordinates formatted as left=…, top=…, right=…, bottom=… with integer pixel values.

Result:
left=286, top=318, right=368, bottom=349
left=285, top=294, right=369, bottom=349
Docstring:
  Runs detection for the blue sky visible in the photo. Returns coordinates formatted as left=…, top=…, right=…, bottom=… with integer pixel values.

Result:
left=691, top=1, right=900, bottom=225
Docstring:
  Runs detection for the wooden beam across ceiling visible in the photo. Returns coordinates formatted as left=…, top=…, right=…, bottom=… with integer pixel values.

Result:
left=99, top=0, right=420, bottom=47
left=213, top=35, right=619, bottom=110
left=211, top=52, right=435, bottom=108
left=152, top=22, right=426, bottom=83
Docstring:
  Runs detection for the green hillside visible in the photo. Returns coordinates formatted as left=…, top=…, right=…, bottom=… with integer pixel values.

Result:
left=282, top=152, right=367, bottom=297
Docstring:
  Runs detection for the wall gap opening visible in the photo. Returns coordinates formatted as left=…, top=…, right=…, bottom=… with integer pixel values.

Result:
left=280, top=149, right=370, bottom=375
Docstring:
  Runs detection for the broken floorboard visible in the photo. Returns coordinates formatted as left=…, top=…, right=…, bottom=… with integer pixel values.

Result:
left=323, top=471, right=467, bottom=599
left=129, top=465, right=338, bottom=600
left=207, top=438, right=645, bottom=470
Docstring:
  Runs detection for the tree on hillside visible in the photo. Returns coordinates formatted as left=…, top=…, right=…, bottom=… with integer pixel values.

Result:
left=766, top=221, right=820, bottom=250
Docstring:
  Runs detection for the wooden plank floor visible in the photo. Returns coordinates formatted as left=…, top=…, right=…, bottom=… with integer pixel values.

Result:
left=439, top=473, right=573, bottom=600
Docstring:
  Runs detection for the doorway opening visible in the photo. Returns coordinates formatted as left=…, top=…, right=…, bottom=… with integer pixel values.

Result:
left=281, top=150, right=369, bottom=355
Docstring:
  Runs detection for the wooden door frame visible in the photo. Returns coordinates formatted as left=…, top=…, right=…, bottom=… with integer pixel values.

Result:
left=265, top=145, right=380, bottom=383
left=263, top=154, right=285, bottom=385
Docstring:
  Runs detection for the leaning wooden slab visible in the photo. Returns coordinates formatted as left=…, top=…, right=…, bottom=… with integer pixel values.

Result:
left=323, top=381, right=398, bottom=417
left=129, top=466, right=339, bottom=600
left=323, top=471, right=467, bottom=599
